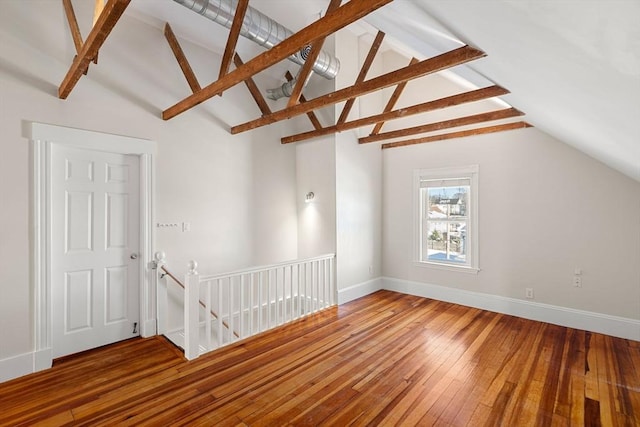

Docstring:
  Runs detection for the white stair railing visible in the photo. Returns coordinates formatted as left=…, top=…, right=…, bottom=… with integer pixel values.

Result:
left=156, top=253, right=336, bottom=360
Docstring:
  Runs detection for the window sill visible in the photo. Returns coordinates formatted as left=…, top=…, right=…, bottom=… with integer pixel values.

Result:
left=413, top=261, right=480, bottom=274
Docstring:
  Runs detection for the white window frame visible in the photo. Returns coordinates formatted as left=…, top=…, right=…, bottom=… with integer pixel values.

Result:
left=413, top=165, right=479, bottom=273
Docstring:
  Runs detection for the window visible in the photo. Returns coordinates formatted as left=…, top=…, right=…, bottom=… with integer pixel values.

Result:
left=414, top=166, right=478, bottom=271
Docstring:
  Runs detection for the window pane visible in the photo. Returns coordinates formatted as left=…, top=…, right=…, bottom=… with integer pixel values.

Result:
left=425, top=221, right=467, bottom=264
left=427, top=186, right=468, bottom=219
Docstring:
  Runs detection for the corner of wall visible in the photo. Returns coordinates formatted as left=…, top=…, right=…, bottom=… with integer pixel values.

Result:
left=338, top=277, right=383, bottom=304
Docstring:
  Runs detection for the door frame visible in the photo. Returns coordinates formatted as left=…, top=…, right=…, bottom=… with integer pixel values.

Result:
left=27, top=122, right=156, bottom=372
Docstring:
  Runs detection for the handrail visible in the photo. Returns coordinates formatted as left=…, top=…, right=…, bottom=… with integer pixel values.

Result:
left=199, top=253, right=335, bottom=281
left=160, top=265, right=239, bottom=338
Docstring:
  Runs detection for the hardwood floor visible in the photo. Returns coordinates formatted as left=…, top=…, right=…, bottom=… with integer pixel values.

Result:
left=1, top=290, right=638, bottom=426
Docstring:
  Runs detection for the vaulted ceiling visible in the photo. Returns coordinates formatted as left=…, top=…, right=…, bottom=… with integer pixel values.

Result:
left=66, top=0, right=639, bottom=181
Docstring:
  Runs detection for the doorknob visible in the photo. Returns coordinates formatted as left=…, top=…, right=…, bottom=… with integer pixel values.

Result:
left=130, top=253, right=138, bottom=260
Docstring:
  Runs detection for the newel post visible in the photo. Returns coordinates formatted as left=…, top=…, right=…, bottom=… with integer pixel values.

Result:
left=155, top=251, right=167, bottom=335
left=184, top=260, right=200, bottom=360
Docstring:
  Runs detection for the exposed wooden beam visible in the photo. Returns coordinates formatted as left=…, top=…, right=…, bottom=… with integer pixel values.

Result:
left=286, top=71, right=322, bottom=130
left=62, top=0, right=91, bottom=74
left=162, top=0, right=393, bottom=120
left=337, top=30, right=385, bottom=124
left=359, top=107, right=524, bottom=144
left=164, top=23, right=202, bottom=94
left=370, top=57, right=418, bottom=134
left=234, top=54, right=272, bottom=116
left=93, top=0, right=105, bottom=26
left=232, top=45, right=486, bottom=135
left=280, top=85, right=508, bottom=144
left=58, top=0, right=130, bottom=99
left=92, top=0, right=105, bottom=64
left=381, top=121, right=532, bottom=149
left=218, top=0, right=249, bottom=80
left=62, top=0, right=83, bottom=55
left=287, top=0, right=342, bottom=108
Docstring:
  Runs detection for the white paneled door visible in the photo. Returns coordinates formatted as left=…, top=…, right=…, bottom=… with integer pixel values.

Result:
left=51, top=145, right=140, bottom=358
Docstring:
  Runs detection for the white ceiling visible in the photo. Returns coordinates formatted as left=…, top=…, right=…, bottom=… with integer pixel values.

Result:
left=127, top=0, right=640, bottom=182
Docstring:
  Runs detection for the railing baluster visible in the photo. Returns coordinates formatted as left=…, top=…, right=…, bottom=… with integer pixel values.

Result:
left=318, top=260, right=327, bottom=310
left=306, top=262, right=310, bottom=315
left=205, top=279, right=212, bottom=351
left=276, top=268, right=280, bottom=325
left=217, top=279, right=222, bottom=348
left=297, top=263, right=301, bottom=317
left=325, top=259, right=330, bottom=308
left=322, top=259, right=329, bottom=308
left=287, top=265, right=292, bottom=322
left=240, top=274, right=245, bottom=338
left=227, top=277, right=233, bottom=342
left=258, top=271, right=263, bottom=332
left=247, top=273, right=254, bottom=336
left=314, top=260, right=318, bottom=312
left=267, top=269, right=272, bottom=329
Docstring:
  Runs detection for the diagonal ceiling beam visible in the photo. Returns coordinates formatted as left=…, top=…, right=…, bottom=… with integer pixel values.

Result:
left=280, top=85, right=508, bottom=144
left=62, top=0, right=92, bottom=73
left=287, top=0, right=342, bottom=108
left=234, top=54, right=272, bottom=116
left=164, top=23, right=201, bottom=93
left=285, top=71, right=322, bottom=130
left=231, top=45, right=486, bottom=134
left=62, top=0, right=83, bottom=55
left=337, top=30, right=385, bottom=124
left=58, top=0, right=130, bottom=99
left=218, top=0, right=249, bottom=80
left=162, top=0, right=393, bottom=120
left=91, top=0, right=105, bottom=64
left=93, top=0, right=105, bottom=26
left=370, top=57, right=418, bottom=134
left=358, top=107, right=523, bottom=144
left=381, top=121, right=532, bottom=149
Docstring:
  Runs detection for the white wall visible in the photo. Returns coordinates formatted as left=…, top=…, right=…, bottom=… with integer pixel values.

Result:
left=383, top=126, right=640, bottom=320
left=0, top=1, right=299, bottom=369
left=378, top=47, right=640, bottom=322
left=295, top=137, right=336, bottom=259
left=334, top=32, right=383, bottom=291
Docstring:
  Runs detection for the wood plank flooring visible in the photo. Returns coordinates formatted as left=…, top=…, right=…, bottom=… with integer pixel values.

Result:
left=1, top=290, right=638, bottom=426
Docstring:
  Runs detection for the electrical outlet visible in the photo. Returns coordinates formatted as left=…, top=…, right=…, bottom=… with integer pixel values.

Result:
left=573, top=275, right=582, bottom=287
left=182, top=222, right=191, bottom=232
left=368, top=265, right=374, bottom=275
left=525, top=288, right=534, bottom=299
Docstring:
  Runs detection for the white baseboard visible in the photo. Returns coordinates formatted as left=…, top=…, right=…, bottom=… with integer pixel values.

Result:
left=381, top=277, right=640, bottom=341
left=0, top=347, right=53, bottom=384
left=338, top=277, right=383, bottom=304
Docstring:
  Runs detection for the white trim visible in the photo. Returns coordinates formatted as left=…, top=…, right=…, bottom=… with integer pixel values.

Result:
left=26, top=122, right=156, bottom=155
left=0, top=352, right=33, bottom=384
left=338, top=277, right=383, bottom=304
left=25, top=122, right=156, bottom=378
left=413, top=165, right=479, bottom=270
left=0, top=348, right=54, bottom=384
left=381, top=277, right=640, bottom=341
left=412, top=260, right=479, bottom=274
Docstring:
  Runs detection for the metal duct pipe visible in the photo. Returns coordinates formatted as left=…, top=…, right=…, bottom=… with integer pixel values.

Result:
left=172, top=0, right=340, bottom=80
left=266, top=70, right=314, bottom=101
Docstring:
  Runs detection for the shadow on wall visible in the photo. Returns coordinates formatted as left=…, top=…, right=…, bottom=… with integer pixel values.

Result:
left=0, top=57, right=58, bottom=97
